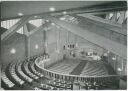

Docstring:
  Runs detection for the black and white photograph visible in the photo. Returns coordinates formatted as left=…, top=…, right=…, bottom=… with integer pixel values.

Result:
left=0, top=0, right=127, bottom=90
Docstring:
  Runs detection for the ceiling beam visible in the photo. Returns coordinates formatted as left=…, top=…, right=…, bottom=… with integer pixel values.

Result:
left=51, top=6, right=126, bottom=17
left=44, top=15, right=127, bottom=59
left=26, top=23, right=37, bottom=32
left=1, top=16, right=33, bottom=41
left=1, top=1, right=127, bottom=21
left=77, top=13, right=121, bottom=27
left=24, top=23, right=40, bottom=36
left=26, top=25, right=43, bottom=37
left=25, top=22, right=54, bottom=37
left=76, top=14, right=127, bottom=35
left=23, top=24, right=29, bottom=36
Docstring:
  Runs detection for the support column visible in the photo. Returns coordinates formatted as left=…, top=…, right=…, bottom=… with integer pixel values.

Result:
left=107, top=51, right=110, bottom=64
left=57, top=29, right=61, bottom=60
left=66, top=31, right=69, bottom=58
left=75, top=34, right=77, bottom=47
left=23, top=24, right=30, bottom=59
left=66, top=31, right=69, bottom=45
left=114, top=55, right=118, bottom=71
left=56, top=29, right=60, bottom=52
left=43, top=29, right=47, bottom=54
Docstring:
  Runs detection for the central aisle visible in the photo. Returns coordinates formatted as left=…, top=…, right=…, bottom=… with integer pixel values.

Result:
left=70, top=60, right=87, bottom=75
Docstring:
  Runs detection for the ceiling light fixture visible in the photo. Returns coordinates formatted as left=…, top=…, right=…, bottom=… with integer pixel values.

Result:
left=57, top=26, right=60, bottom=28
left=46, top=20, right=49, bottom=22
left=75, top=43, right=78, bottom=47
left=18, top=13, right=23, bottom=16
left=60, top=17, right=66, bottom=20
left=103, top=53, right=108, bottom=57
left=117, top=68, right=122, bottom=71
left=51, top=23, right=55, bottom=26
left=49, top=7, right=55, bottom=12
left=34, top=16, right=38, bottom=18
left=112, top=56, right=116, bottom=60
left=107, top=51, right=110, bottom=53
left=35, top=44, right=39, bottom=49
left=10, top=48, right=16, bottom=54
left=62, top=11, right=67, bottom=14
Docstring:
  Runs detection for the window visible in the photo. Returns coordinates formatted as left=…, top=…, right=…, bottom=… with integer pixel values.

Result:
left=16, top=27, right=24, bottom=34
left=28, top=19, right=42, bottom=27
left=35, top=44, right=39, bottom=49
left=1, top=19, right=20, bottom=29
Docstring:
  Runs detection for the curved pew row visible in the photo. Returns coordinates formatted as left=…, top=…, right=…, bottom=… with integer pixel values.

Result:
left=8, top=63, right=25, bottom=86
left=15, top=61, right=52, bottom=90
left=1, top=71, right=15, bottom=90
left=33, top=60, right=74, bottom=90
left=30, top=56, right=38, bottom=61
left=22, top=61, right=39, bottom=80
left=23, top=60, right=67, bottom=90
left=28, top=61, right=44, bottom=78
left=1, top=54, right=120, bottom=90
left=15, top=62, right=33, bottom=83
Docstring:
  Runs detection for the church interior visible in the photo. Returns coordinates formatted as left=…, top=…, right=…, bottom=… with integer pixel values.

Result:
left=0, top=1, right=127, bottom=90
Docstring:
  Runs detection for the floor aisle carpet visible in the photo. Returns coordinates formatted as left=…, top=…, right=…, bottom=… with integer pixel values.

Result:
left=70, top=60, right=87, bottom=75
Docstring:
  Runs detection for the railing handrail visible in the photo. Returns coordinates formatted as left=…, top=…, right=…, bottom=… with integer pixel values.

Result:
left=35, top=58, right=123, bottom=78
